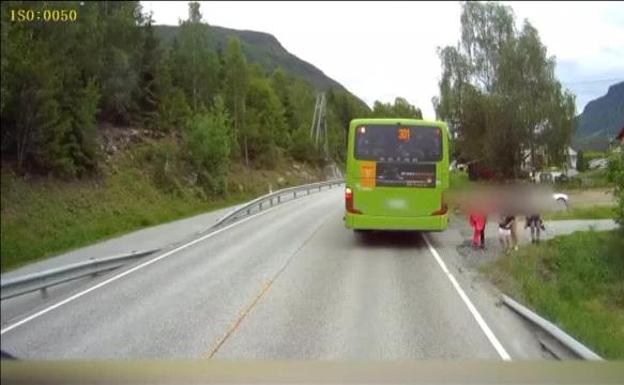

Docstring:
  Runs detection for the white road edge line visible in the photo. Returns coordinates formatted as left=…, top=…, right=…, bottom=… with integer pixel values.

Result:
left=423, top=234, right=512, bottom=361
left=1, top=190, right=333, bottom=335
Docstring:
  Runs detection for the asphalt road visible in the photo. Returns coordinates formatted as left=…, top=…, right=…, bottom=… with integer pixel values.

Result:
left=0, top=204, right=239, bottom=324
left=1, top=188, right=551, bottom=360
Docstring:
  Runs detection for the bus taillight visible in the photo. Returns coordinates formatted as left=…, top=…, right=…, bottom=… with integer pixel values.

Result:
left=431, top=193, right=448, bottom=216
left=345, top=187, right=362, bottom=214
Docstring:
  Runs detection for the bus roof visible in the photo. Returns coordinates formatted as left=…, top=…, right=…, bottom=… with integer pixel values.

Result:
left=349, top=118, right=449, bottom=130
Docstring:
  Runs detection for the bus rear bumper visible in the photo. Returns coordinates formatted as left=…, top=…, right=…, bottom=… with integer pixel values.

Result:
left=345, top=212, right=448, bottom=231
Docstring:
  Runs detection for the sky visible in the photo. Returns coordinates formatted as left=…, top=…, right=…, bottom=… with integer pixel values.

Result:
left=141, top=1, right=624, bottom=119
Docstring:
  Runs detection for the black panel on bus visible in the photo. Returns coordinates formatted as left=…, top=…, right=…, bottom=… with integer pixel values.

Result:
left=376, top=163, right=437, bottom=188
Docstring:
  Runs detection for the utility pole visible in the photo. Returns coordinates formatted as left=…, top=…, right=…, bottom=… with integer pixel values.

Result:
left=310, top=92, right=328, bottom=159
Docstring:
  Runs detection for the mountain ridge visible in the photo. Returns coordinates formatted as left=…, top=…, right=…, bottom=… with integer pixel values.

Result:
left=154, top=24, right=368, bottom=109
left=573, top=81, right=624, bottom=151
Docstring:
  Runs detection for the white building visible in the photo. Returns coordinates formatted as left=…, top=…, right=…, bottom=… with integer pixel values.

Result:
left=566, top=146, right=577, bottom=171
left=589, top=158, right=608, bottom=170
left=521, top=146, right=577, bottom=173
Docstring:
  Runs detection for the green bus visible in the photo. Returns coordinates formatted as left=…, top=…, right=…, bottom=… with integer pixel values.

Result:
left=344, top=118, right=450, bottom=232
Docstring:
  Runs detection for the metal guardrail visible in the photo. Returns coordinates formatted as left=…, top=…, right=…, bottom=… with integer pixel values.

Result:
left=1, top=249, right=159, bottom=300
left=502, top=294, right=603, bottom=361
left=1, top=180, right=344, bottom=301
left=211, top=178, right=344, bottom=229
left=1, top=180, right=343, bottom=301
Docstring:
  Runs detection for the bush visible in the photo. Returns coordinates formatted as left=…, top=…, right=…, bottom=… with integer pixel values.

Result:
left=565, top=176, right=582, bottom=188
left=184, top=98, right=231, bottom=195
left=576, top=150, right=588, bottom=172
left=606, top=150, right=624, bottom=226
left=158, top=88, right=192, bottom=133
left=290, top=127, right=320, bottom=164
left=142, top=139, right=182, bottom=193
left=585, top=151, right=607, bottom=162
left=555, top=174, right=569, bottom=183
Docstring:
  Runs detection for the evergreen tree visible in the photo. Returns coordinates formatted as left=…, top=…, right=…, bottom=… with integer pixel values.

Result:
left=223, top=38, right=249, bottom=164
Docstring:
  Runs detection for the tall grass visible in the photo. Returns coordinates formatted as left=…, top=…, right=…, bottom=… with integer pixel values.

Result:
left=544, top=205, right=616, bottom=220
left=1, top=147, right=324, bottom=272
left=484, top=230, right=624, bottom=359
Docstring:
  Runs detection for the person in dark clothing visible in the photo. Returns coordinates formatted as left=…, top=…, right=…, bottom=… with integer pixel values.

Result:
left=480, top=225, right=486, bottom=249
left=525, top=214, right=546, bottom=243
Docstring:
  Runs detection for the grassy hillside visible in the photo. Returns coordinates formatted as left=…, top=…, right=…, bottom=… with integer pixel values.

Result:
left=1, top=136, right=326, bottom=272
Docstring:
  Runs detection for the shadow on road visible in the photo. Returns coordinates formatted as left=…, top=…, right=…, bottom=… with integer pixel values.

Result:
left=354, top=230, right=426, bottom=249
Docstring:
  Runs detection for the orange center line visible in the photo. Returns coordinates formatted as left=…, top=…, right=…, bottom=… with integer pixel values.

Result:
left=205, top=279, right=274, bottom=359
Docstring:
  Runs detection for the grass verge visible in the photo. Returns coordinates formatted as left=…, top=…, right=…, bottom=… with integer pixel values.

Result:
left=544, top=205, right=616, bottom=220
left=557, top=168, right=614, bottom=190
left=1, top=148, right=324, bottom=272
left=483, top=229, right=624, bottom=359
left=1, top=168, right=251, bottom=272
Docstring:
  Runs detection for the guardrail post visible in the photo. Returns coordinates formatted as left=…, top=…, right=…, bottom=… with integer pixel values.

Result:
left=40, top=287, right=48, bottom=299
left=319, top=185, right=321, bottom=192
left=270, top=197, right=273, bottom=206
left=277, top=195, right=281, bottom=203
left=246, top=208, right=250, bottom=215
left=294, top=191, right=296, bottom=198
left=259, top=202, right=263, bottom=210
left=307, top=189, right=310, bottom=195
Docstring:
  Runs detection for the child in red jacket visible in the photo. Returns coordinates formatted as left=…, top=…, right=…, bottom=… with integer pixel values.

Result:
left=469, top=210, right=487, bottom=249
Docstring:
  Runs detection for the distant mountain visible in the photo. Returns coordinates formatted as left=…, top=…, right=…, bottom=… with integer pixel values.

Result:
left=154, top=25, right=362, bottom=100
left=573, top=81, right=624, bottom=151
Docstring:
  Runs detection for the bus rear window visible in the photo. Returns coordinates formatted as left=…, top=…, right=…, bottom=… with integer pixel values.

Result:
left=355, top=125, right=442, bottom=162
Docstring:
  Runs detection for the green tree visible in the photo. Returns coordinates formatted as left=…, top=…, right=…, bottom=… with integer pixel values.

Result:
left=435, top=1, right=576, bottom=178
left=371, top=97, right=422, bottom=119
left=577, top=150, right=588, bottom=171
left=271, top=68, right=298, bottom=133
left=245, top=76, right=287, bottom=168
left=61, top=79, right=101, bottom=176
left=224, top=37, right=249, bottom=164
left=136, top=13, right=162, bottom=129
left=156, top=40, right=192, bottom=132
left=137, top=14, right=163, bottom=128
left=171, top=2, right=220, bottom=112
left=98, top=1, right=144, bottom=125
left=184, top=96, right=231, bottom=195
left=158, top=87, right=192, bottom=133
left=460, top=1, right=514, bottom=92
left=0, top=3, right=8, bottom=115
left=0, top=2, right=102, bottom=176
left=290, top=126, right=320, bottom=164
left=326, top=88, right=370, bottom=162
left=607, top=149, right=624, bottom=227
